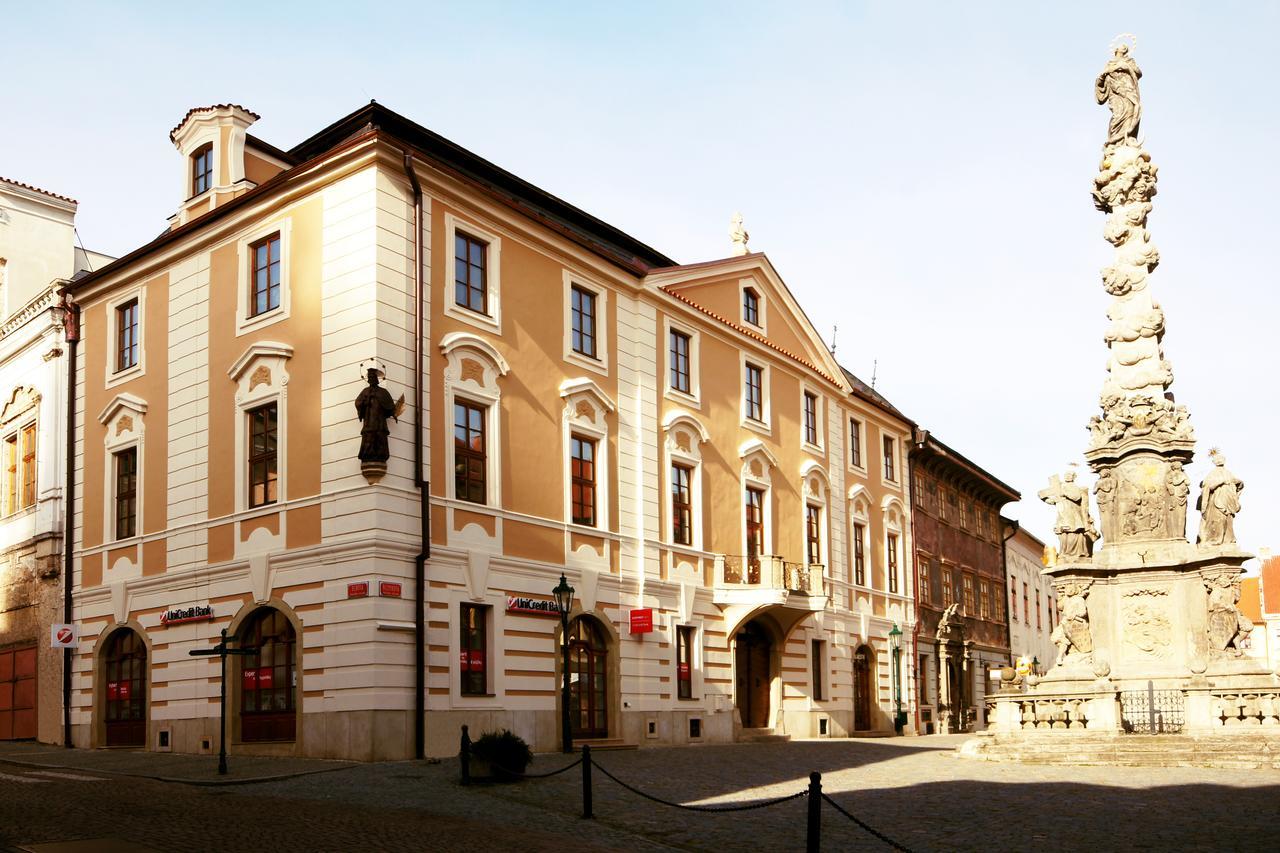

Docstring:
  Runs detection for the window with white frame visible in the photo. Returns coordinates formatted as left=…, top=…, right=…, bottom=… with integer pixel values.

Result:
left=811, top=638, right=826, bottom=701
left=739, top=443, right=775, bottom=575
left=441, top=333, right=509, bottom=509
left=676, top=625, right=695, bottom=700
left=663, top=318, right=700, bottom=405
left=561, top=378, right=613, bottom=531
left=3, top=420, right=37, bottom=516
left=105, top=288, right=146, bottom=387
left=849, top=418, right=864, bottom=468
left=740, top=280, right=765, bottom=330
left=887, top=532, right=900, bottom=594
left=563, top=273, right=609, bottom=375
left=235, top=219, right=292, bottom=335
left=98, top=393, right=146, bottom=544
left=113, top=447, right=138, bottom=539
left=443, top=213, right=502, bottom=334
left=663, top=413, right=706, bottom=551
left=227, top=342, right=292, bottom=513
left=802, top=389, right=822, bottom=449
left=883, top=434, right=898, bottom=483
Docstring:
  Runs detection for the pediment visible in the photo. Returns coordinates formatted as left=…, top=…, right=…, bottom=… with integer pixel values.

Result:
left=98, top=392, right=148, bottom=426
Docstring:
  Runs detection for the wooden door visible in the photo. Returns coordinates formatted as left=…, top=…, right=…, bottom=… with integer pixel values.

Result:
left=0, top=646, right=37, bottom=740
left=103, top=631, right=146, bottom=747
left=569, top=618, right=608, bottom=739
left=853, top=647, right=872, bottom=731
left=735, top=622, right=772, bottom=728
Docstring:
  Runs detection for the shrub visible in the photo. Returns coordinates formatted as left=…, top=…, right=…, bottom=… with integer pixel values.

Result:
left=471, top=729, right=533, bottom=779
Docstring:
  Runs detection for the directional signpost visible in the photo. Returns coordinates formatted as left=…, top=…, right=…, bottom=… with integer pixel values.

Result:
left=189, top=628, right=258, bottom=775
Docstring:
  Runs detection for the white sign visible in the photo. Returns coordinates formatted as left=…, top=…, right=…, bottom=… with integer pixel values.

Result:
left=50, top=624, right=79, bottom=649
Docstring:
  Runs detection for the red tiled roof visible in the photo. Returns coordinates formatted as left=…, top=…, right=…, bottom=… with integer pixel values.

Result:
left=169, top=104, right=260, bottom=141
left=0, top=176, right=77, bottom=205
left=660, top=285, right=841, bottom=387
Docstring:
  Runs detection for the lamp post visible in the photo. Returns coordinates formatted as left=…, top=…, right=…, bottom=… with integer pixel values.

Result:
left=552, top=573, right=575, bottom=754
left=888, top=623, right=904, bottom=735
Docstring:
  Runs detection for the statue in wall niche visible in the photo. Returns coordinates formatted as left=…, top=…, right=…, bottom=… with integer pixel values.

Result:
left=1205, top=575, right=1253, bottom=655
left=1095, top=42, right=1142, bottom=149
left=1165, top=461, right=1190, bottom=539
left=1051, top=581, right=1094, bottom=665
left=1094, top=470, right=1117, bottom=543
left=1039, top=470, right=1098, bottom=560
left=1197, top=449, right=1243, bottom=547
left=355, top=367, right=405, bottom=464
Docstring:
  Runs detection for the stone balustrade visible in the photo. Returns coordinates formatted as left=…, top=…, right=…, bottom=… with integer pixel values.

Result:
left=1211, top=691, right=1280, bottom=727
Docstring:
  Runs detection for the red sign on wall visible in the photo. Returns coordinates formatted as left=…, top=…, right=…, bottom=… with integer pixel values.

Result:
left=106, top=681, right=119, bottom=700
left=459, top=650, right=485, bottom=669
left=629, top=608, right=654, bottom=634
left=118, top=681, right=131, bottom=700
left=258, top=667, right=274, bottom=689
left=677, top=662, right=690, bottom=678
left=243, top=669, right=258, bottom=689
left=379, top=581, right=402, bottom=598
left=347, top=581, right=370, bottom=598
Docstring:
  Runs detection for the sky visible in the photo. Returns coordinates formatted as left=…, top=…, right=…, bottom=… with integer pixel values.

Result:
left=3, top=1, right=1276, bottom=561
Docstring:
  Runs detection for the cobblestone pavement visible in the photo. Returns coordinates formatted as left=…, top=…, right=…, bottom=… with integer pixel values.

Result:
left=4, top=735, right=1278, bottom=851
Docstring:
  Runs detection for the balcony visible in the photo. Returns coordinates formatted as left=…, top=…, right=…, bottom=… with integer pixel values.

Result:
left=712, top=554, right=826, bottom=610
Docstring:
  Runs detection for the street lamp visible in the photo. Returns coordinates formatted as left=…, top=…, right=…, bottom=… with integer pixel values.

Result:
left=888, top=623, right=904, bottom=735
left=552, top=573, right=575, bottom=754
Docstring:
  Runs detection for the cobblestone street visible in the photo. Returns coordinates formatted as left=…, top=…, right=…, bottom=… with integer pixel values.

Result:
left=4, top=735, right=1278, bottom=851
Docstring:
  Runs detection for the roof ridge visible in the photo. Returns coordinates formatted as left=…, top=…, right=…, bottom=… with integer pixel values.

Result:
left=169, top=103, right=260, bottom=141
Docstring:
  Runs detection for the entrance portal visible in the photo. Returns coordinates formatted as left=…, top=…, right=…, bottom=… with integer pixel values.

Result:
left=239, top=608, right=297, bottom=743
left=735, top=620, right=773, bottom=728
left=103, top=629, right=147, bottom=747
left=853, top=645, right=873, bottom=731
left=0, top=645, right=37, bottom=740
left=569, top=617, right=608, bottom=739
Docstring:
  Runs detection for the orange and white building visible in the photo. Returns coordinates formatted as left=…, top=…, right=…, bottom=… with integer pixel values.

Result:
left=64, top=103, right=918, bottom=759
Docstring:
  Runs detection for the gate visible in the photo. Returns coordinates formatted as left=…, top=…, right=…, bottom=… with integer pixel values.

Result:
left=0, top=645, right=37, bottom=740
left=1120, top=680, right=1184, bottom=734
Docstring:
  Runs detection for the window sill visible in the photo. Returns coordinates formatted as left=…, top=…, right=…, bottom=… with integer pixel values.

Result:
left=564, top=348, right=608, bottom=377
left=740, top=416, right=771, bottom=438
left=105, top=363, right=145, bottom=390
left=663, top=387, right=700, bottom=409
left=237, top=305, right=288, bottom=337
left=444, top=302, right=501, bottom=336
left=802, top=441, right=824, bottom=456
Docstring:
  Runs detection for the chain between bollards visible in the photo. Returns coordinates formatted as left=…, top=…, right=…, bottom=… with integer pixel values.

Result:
left=581, top=743, right=594, bottom=819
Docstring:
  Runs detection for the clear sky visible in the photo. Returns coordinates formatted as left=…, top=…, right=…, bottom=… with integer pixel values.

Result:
left=4, top=1, right=1275, bottom=559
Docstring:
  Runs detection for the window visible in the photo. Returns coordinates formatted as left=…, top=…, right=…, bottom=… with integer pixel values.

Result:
left=676, top=626, right=694, bottom=700
left=853, top=522, right=866, bottom=586
left=914, top=474, right=925, bottom=507
left=570, top=285, right=597, bottom=359
left=743, top=287, right=760, bottom=326
left=939, top=488, right=951, bottom=522
left=670, top=330, right=691, bottom=394
left=811, top=639, right=825, bottom=701
left=887, top=533, right=899, bottom=594
left=1023, top=582, right=1030, bottom=625
left=980, top=580, right=991, bottom=620
left=918, top=557, right=930, bottom=605
left=116, top=299, right=139, bottom=372
left=454, top=401, right=487, bottom=504
left=994, top=586, right=1005, bottom=623
left=942, top=568, right=954, bottom=608
left=570, top=435, right=596, bottom=526
left=882, top=436, right=897, bottom=482
left=249, top=233, right=282, bottom=317
left=963, top=574, right=975, bottom=615
left=744, top=363, right=764, bottom=422
left=976, top=508, right=986, bottom=537
left=803, top=392, right=818, bottom=446
left=1036, top=591, right=1043, bottom=631
left=1010, top=579, right=1018, bottom=622
left=4, top=434, right=16, bottom=515
left=454, top=232, right=488, bottom=314
left=849, top=419, right=862, bottom=467
left=745, top=487, right=764, bottom=561
left=919, top=654, right=929, bottom=705
left=191, top=143, right=213, bottom=196
left=20, top=424, right=35, bottom=509
left=460, top=603, right=488, bottom=696
left=806, top=504, right=822, bottom=566
left=671, top=463, right=693, bottom=546
left=114, top=447, right=137, bottom=539
left=247, top=403, right=278, bottom=508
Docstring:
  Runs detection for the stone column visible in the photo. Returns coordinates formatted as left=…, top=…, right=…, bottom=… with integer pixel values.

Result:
left=937, top=645, right=951, bottom=734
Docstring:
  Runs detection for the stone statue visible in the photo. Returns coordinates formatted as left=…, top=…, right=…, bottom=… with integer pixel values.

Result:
left=1205, top=575, right=1253, bottom=655
left=1164, top=461, right=1190, bottom=540
left=1039, top=470, right=1098, bottom=560
left=1095, top=43, right=1142, bottom=148
left=729, top=212, right=749, bottom=256
left=354, top=367, right=403, bottom=464
left=1094, top=470, right=1117, bottom=543
left=939, top=603, right=960, bottom=628
left=1051, top=581, right=1093, bottom=665
left=1196, top=449, right=1243, bottom=547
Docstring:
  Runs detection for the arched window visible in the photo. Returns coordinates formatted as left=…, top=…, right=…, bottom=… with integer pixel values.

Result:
left=569, top=617, right=608, bottom=738
left=239, top=608, right=297, bottom=742
left=103, top=628, right=147, bottom=747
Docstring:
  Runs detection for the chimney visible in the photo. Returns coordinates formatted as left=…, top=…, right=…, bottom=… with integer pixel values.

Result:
left=168, top=104, right=260, bottom=228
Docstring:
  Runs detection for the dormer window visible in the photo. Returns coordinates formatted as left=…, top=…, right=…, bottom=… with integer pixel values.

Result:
left=743, top=287, right=760, bottom=326
left=191, top=143, right=213, bottom=196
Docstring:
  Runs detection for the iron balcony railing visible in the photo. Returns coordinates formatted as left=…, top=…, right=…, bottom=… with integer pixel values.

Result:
left=714, top=554, right=825, bottom=597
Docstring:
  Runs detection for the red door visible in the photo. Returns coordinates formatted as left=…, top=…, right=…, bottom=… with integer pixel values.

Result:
left=0, top=646, right=38, bottom=740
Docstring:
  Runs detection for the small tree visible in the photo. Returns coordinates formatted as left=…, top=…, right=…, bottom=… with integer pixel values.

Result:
left=471, top=729, right=533, bottom=780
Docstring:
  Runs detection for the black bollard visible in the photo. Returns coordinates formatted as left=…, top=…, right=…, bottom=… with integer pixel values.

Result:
left=806, top=771, right=822, bottom=853
left=460, top=724, right=471, bottom=785
left=582, top=744, right=594, bottom=819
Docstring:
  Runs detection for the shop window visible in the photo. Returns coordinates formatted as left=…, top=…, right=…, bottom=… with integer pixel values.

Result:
left=676, top=625, right=694, bottom=700
left=460, top=603, right=489, bottom=696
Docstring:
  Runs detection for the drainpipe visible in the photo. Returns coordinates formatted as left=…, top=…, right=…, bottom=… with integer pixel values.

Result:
left=60, top=291, right=81, bottom=749
left=907, top=433, right=922, bottom=735
left=402, top=150, right=428, bottom=760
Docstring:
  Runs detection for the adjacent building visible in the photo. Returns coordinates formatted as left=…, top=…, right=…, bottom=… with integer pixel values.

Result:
left=0, top=176, right=109, bottom=743
left=63, top=102, right=922, bottom=760
left=909, top=433, right=1018, bottom=734
left=1004, top=524, right=1058, bottom=675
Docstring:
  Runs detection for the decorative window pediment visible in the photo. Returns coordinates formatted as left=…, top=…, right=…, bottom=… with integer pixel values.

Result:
left=1, top=386, right=39, bottom=426
left=663, top=410, right=707, bottom=462
left=441, top=331, right=510, bottom=382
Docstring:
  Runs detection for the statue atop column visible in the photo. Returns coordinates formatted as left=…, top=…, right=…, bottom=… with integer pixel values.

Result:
left=1039, top=470, right=1098, bottom=560
left=1196, top=449, right=1243, bottom=547
left=1095, top=41, right=1143, bottom=149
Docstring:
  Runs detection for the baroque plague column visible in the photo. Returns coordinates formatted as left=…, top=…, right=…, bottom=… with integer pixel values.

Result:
left=987, top=41, right=1275, bottom=737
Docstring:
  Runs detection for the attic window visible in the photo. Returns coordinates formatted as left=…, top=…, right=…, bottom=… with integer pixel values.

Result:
left=191, top=143, right=213, bottom=196
left=743, top=287, right=760, bottom=327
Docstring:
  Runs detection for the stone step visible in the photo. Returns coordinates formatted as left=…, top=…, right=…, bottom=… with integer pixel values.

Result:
left=573, top=738, right=636, bottom=751
left=739, top=728, right=792, bottom=744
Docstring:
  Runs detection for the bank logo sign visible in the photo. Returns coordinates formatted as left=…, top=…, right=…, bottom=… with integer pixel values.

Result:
left=160, top=604, right=214, bottom=626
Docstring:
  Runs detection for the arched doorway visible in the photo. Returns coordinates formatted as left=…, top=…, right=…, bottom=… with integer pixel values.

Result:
left=569, top=617, right=608, bottom=739
left=103, top=628, right=147, bottom=747
left=853, top=645, right=874, bottom=732
left=239, top=608, right=297, bottom=743
left=735, top=620, right=773, bottom=728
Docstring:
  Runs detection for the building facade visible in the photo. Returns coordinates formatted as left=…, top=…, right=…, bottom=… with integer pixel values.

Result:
left=909, top=434, right=1018, bottom=734
left=1004, top=525, right=1058, bottom=675
left=64, top=103, right=919, bottom=760
left=0, top=176, right=108, bottom=742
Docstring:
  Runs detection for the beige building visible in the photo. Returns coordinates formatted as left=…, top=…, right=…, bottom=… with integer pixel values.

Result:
left=1004, top=525, right=1058, bottom=675
left=0, top=176, right=109, bottom=743
left=64, top=103, right=918, bottom=760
